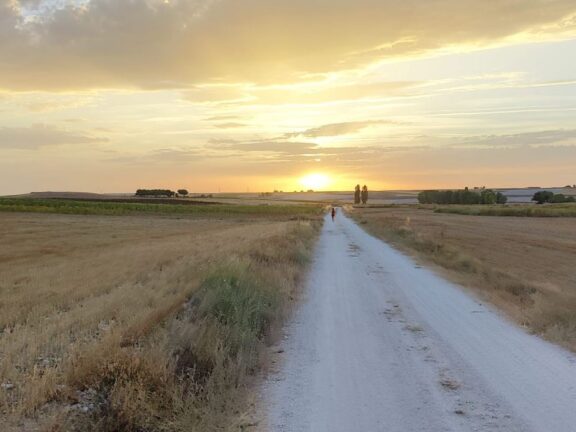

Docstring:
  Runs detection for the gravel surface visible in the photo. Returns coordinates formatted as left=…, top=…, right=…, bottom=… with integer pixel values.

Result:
left=262, top=211, right=576, bottom=432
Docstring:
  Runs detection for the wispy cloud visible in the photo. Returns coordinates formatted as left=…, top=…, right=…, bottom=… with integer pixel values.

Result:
left=207, top=139, right=317, bottom=155
left=213, top=122, right=248, bottom=129
left=456, top=129, right=576, bottom=148
left=204, top=115, right=244, bottom=122
left=204, top=138, right=428, bottom=165
left=285, top=120, right=400, bottom=138
left=0, top=124, right=108, bottom=149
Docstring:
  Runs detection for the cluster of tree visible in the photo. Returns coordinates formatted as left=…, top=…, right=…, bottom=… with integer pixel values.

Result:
left=532, top=191, right=576, bottom=204
left=135, top=189, right=176, bottom=198
left=418, top=188, right=507, bottom=205
left=354, top=185, right=369, bottom=204
left=135, top=189, right=193, bottom=198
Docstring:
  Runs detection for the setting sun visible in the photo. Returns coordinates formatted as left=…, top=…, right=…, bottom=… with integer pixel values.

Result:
left=300, top=173, right=331, bottom=191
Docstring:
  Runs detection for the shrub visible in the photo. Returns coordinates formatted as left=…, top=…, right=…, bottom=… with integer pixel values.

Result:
left=551, top=194, right=576, bottom=203
left=135, top=189, right=175, bottom=198
left=532, top=191, right=575, bottom=204
left=199, top=267, right=278, bottom=360
left=496, top=192, right=508, bottom=204
left=418, top=188, right=506, bottom=205
left=532, top=191, right=555, bottom=204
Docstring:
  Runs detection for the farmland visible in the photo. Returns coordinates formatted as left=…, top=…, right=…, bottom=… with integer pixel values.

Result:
left=433, top=203, right=576, bottom=217
left=0, top=205, right=321, bottom=431
left=0, top=197, right=322, bottom=219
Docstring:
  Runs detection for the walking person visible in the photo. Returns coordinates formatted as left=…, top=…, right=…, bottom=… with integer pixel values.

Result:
left=331, top=207, right=336, bottom=221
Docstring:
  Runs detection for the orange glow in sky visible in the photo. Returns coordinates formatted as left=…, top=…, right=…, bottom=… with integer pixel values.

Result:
left=1, top=1, right=575, bottom=194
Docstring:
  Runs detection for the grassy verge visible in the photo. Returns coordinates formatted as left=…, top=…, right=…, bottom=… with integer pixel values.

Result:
left=349, top=207, right=576, bottom=351
left=0, top=198, right=322, bottom=218
left=434, top=203, right=576, bottom=217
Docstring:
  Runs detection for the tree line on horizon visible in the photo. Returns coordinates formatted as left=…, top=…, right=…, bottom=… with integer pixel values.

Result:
left=532, top=191, right=576, bottom=204
left=135, top=189, right=191, bottom=198
left=418, top=188, right=507, bottom=205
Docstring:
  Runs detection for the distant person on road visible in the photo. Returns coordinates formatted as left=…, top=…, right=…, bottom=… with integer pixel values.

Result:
left=331, top=207, right=336, bottom=221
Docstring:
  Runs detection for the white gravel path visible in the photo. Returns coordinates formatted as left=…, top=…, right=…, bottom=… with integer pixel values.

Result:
left=262, top=211, right=576, bottom=432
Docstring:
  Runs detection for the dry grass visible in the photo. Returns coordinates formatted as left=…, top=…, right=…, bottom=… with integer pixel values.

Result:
left=434, top=203, right=576, bottom=217
left=0, top=212, right=320, bottom=431
left=349, top=206, right=576, bottom=351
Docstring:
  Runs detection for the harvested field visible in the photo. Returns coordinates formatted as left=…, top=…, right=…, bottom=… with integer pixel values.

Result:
left=58, top=198, right=223, bottom=206
left=434, top=203, right=576, bottom=217
left=0, top=211, right=320, bottom=431
left=350, top=206, right=576, bottom=350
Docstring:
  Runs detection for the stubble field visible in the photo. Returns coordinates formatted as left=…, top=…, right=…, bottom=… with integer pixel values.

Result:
left=0, top=208, right=320, bottom=431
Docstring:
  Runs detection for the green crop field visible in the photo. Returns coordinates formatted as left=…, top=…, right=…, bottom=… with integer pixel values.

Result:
left=0, top=198, right=324, bottom=218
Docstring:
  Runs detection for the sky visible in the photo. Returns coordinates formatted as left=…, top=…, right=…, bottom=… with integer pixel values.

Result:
left=1, top=0, right=576, bottom=194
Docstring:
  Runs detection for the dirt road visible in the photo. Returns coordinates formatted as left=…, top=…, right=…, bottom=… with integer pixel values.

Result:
left=262, top=212, right=576, bottom=431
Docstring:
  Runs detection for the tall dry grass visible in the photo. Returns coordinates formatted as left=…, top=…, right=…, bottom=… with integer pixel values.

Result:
left=0, top=213, right=319, bottom=431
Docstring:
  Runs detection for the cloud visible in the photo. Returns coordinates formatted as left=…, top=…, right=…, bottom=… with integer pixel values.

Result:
left=0, top=91, right=95, bottom=112
left=1, top=0, right=575, bottom=90
left=0, top=124, right=108, bottom=149
left=455, top=129, right=576, bottom=148
left=204, top=115, right=243, bottom=122
left=149, top=147, right=205, bottom=162
left=182, top=81, right=419, bottom=107
left=108, top=147, right=203, bottom=164
left=207, top=139, right=317, bottom=155
left=286, top=120, right=399, bottom=138
left=375, top=129, right=576, bottom=150
left=250, top=81, right=419, bottom=105
left=204, top=138, right=428, bottom=166
left=203, top=129, right=576, bottom=167
left=181, top=86, right=251, bottom=104
left=213, top=122, right=248, bottom=129
left=25, top=101, right=70, bottom=112
left=24, top=97, right=92, bottom=112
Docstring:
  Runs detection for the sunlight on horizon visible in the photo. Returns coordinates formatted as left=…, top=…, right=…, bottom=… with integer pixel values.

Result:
left=299, top=173, right=332, bottom=191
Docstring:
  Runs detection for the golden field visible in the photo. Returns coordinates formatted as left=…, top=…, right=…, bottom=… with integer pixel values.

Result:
left=0, top=210, right=319, bottom=431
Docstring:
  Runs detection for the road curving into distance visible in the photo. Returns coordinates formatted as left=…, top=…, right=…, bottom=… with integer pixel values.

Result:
left=262, top=210, right=576, bottom=432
